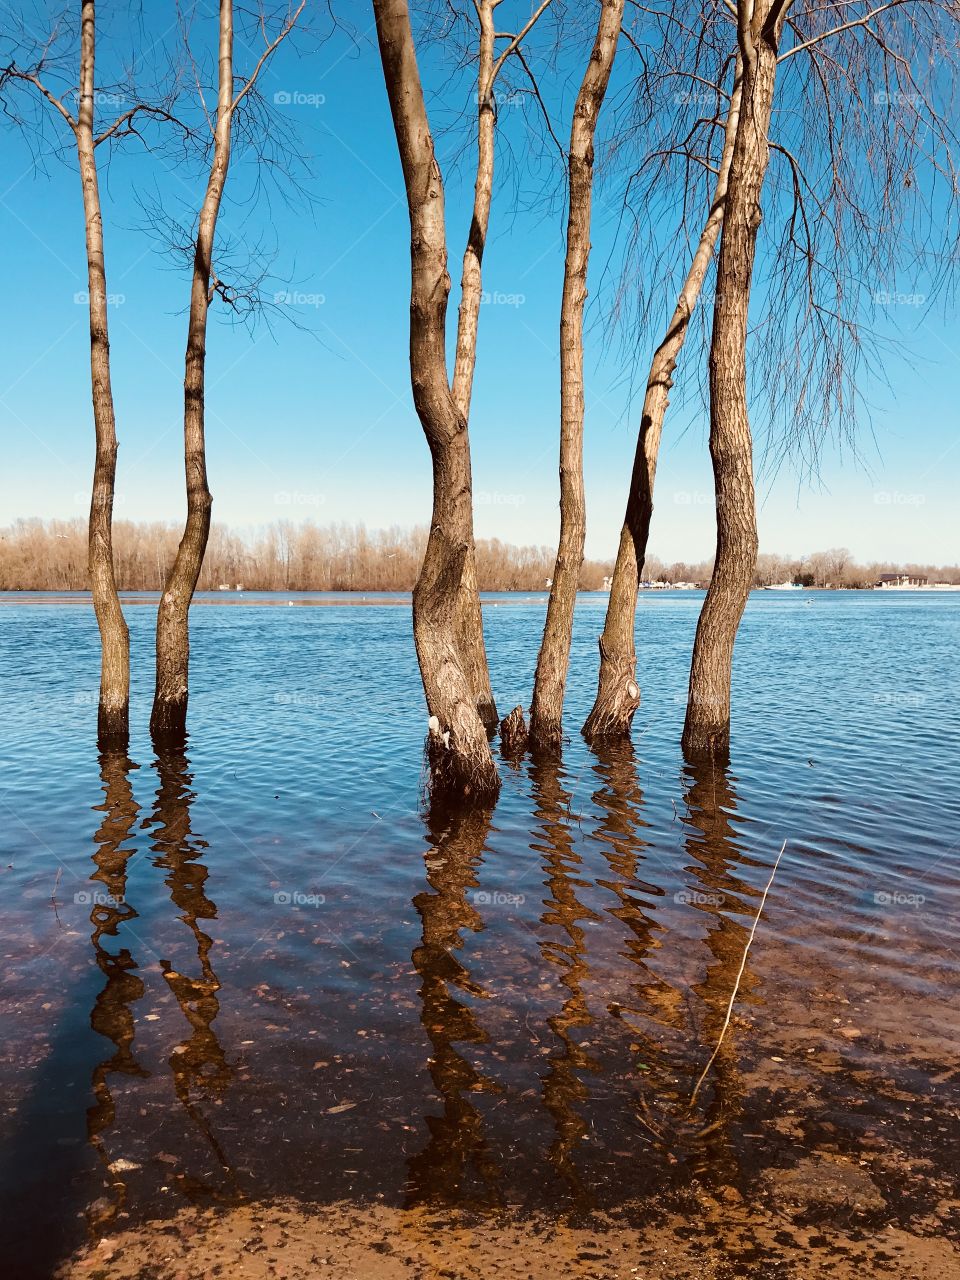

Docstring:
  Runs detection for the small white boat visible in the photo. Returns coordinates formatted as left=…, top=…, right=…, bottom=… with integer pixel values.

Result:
left=763, top=582, right=803, bottom=591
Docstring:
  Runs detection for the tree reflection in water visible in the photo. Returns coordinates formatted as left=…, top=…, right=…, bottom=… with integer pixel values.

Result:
left=405, top=800, right=502, bottom=1209
left=679, top=758, right=766, bottom=1187
left=86, top=749, right=147, bottom=1233
left=147, top=745, right=235, bottom=1198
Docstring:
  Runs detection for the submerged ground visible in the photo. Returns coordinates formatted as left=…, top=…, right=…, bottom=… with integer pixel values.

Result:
left=1, top=591, right=957, bottom=1278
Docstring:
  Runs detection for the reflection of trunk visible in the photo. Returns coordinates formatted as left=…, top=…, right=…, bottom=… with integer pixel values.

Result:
left=151, top=0, right=234, bottom=740
left=529, top=755, right=601, bottom=1204
left=450, top=0, right=497, bottom=732
left=530, top=0, right=625, bottom=753
left=582, top=60, right=744, bottom=743
left=679, top=758, right=757, bottom=1183
left=86, top=748, right=146, bottom=1232
left=406, top=801, right=501, bottom=1209
left=682, top=9, right=780, bottom=762
left=77, top=1, right=129, bottom=748
left=149, top=745, right=234, bottom=1183
left=373, top=0, right=499, bottom=798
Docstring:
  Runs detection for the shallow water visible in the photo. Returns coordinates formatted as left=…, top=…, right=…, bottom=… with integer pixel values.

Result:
left=1, top=591, right=958, bottom=1277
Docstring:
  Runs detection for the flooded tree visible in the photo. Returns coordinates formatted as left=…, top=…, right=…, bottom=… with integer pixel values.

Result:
left=151, top=0, right=304, bottom=741
left=528, top=0, right=626, bottom=753
left=449, top=0, right=556, bottom=732
left=680, top=0, right=783, bottom=760
left=0, top=1, right=170, bottom=748
left=681, top=0, right=960, bottom=760
left=372, top=0, right=502, bottom=799
left=582, top=50, right=745, bottom=742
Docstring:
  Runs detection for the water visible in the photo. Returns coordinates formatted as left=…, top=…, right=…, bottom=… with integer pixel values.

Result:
left=1, top=591, right=958, bottom=1276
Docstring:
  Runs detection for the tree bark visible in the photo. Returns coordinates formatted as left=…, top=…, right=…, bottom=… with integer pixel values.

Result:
left=582, top=58, right=744, bottom=743
left=373, top=0, right=499, bottom=800
left=151, top=0, right=233, bottom=741
left=682, top=3, right=782, bottom=762
left=529, top=0, right=625, bottom=753
left=450, top=0, right=498, bottom=732
left=77, top=0, right=129, bottom=749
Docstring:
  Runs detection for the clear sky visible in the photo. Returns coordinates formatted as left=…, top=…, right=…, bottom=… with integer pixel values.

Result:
left=0, top=2, right=957, bottom=567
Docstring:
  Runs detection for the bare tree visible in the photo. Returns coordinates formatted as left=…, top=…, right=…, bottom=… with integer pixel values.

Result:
left=0, top=1, right=175, bottom=748
left=450, top=0, right=556, bottom=732
left=680, top=0, right=785, bottom=760
left=528, top=0, right=626, bottom=753
left=372, top=0, right=501, bottom=799
left=583, top=51, right=745, bottom=742
left=682, top=0, right=960, bottom=759
left=151, top=0, right=304, bottom=740
left=580, top=0, right=960, bottom=757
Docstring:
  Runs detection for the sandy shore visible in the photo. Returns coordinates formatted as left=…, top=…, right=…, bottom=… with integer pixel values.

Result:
left=54, top=1191, right=960, bottom=1279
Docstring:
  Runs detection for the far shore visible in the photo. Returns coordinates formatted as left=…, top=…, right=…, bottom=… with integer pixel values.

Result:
left=2, top=586, right=958, bottom=607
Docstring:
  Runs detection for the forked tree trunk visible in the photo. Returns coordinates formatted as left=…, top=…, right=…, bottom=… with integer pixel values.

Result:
left=373, top=0, right=499, bottom=800
left=77, top=0, right=129, bottom=748
left=529, top=0, right=625, bottom=753
left=151, top=0, right=233, bottom=741
left=682, top=4, right=782, bottom=762
left=450, top=0, right=498, bottom=732
left=582, top=58, right=744, bottom=744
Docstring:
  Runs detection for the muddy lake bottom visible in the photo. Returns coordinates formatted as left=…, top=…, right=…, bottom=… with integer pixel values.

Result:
left=1, top=591, right=958, bottom=1277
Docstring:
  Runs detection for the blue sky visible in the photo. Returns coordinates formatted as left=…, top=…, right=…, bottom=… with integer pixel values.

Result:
left=0, top=2, right=957, bottom=565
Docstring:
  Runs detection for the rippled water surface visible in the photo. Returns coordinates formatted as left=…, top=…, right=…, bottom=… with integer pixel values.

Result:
left=1, top=591, right=958, bottom=1277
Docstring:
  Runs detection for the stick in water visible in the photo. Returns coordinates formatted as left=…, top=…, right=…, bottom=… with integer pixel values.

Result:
left=689, top=839, right=787, bottom=1107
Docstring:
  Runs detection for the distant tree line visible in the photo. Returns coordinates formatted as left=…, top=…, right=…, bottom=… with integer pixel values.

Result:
left=0, top=518, right=616, bottom=593
left=3, top=519, right=956, bottom=593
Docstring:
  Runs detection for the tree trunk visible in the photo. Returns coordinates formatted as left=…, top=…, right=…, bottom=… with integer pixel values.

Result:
left=373, top=0, right=499, bottom=800
left=77, top=0, right=129, bottom=749
left=682, top=6, right=781, bottom=762
left=151, top=0, right=233, bottom=741
left=529, top=0, right=625, bottom=753
left=450, top=0, right=498, bottom=731
left=582, top=58, right=744, bottom=743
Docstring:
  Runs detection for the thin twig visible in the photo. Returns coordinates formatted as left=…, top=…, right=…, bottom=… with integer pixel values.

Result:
left=688, top=839, right=787, bottom=1107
